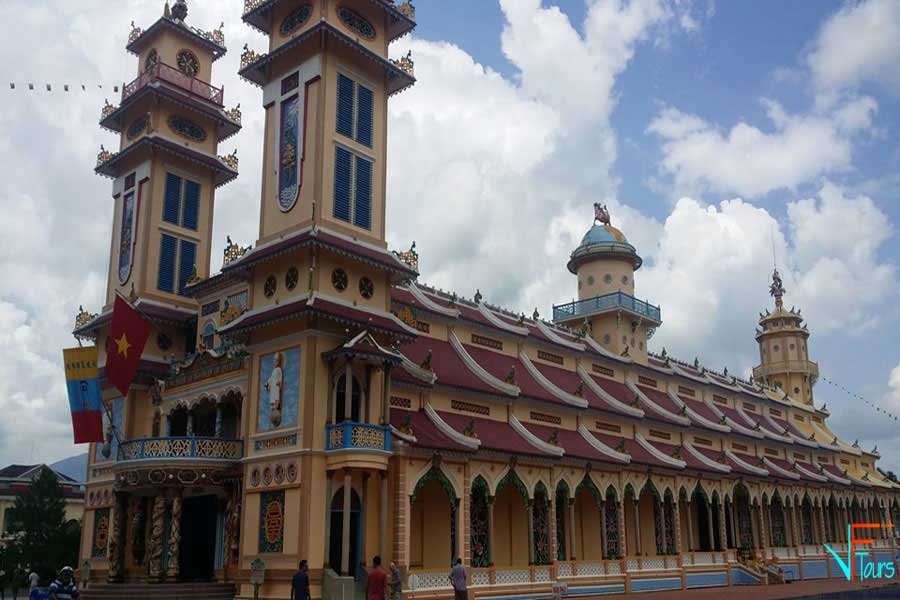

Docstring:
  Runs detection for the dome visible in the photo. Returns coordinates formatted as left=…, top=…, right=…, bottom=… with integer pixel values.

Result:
left=579, top=224, right=628, bottom=246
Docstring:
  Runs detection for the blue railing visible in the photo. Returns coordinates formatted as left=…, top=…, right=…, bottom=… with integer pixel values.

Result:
left=553, top=291, right=661, bottom=323
left=325, top=422, right=391, bottom=452
left=117, top=436, right=243, bottom=461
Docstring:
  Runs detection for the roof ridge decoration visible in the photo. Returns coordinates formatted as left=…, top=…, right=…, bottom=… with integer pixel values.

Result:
left=702, top=397, right=763, bottom=438
left=576, top=367, right=644, bottom=418
left=635, top=433, right=686, bottom=469
left=313, top=291, right=420, bottom=337
left=448, top=331, right=520, bottom=397
left=476, top=302, right=529, bottom=335
left=669, top=361, right=706, bottom=384
left=683, top=441, right=731, bottom=473
left=666, top=389, right=730, bottom=433
left=762, top=412, right=819, bottom=448
left=509, top=415, right=565, bottom=457
left=737, top=406, right=791, bottom=443
left=762, top=457, right=800, bottom=480
left=704, top=370, right=741, bottom=392
left=390, top=424, right=417, bottom=444
left=845, top=469, right=871, bottom=488
left=424, top=403, right=480, bottom=450
left=534, top=320, right=585, bottom=351
left=809, top=420, right=862, bottom=456
left=397, top=350, right=437, bottom=385
left=725, top=449, right=769, bottom=476
left=793, top=461, right=828, bottom=482
left=578, top=424, right=631, bottom=463
left=582, top=334, right=630, bottom=362
left=627, top=380, right=690, bottom=426
left=518, top=352, right=588, bottom=409
left=819, top=463, right=852, bottom=486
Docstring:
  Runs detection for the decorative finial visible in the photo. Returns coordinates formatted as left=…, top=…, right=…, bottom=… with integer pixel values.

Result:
left=504, top=365, right=516, bottom=385
left=532, top=307, right=540, bottom=320
left=419, top=349, right=432, bottom=371
left=448, top=292, right=457, bottom=308
left=769, top=268, right=785, bottom=309
left=661, top=347, right=667, bottom=359
left=593, top=202, right=611, bottom=226
left=723, top=366, right=728, bottom=376
left=693, top=357, right=699, bottom=369
left=474, top=289, right=482, bottom=304
left=517, top=313, right=525, bottom=325
left=171, top=0, right=188, bottom=21
left=163, top=2, right=171, bottom=18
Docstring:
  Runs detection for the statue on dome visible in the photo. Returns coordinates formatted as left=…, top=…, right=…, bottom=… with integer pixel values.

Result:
left=769, top=268, right=786, bottom=307
left=594, top=202, right=611, bottom=226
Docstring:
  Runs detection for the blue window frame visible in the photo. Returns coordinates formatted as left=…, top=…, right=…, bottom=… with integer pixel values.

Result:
left=157, top=233, right=178, bottom=293
left=356, top=84, right=373, bottom=147
left=178, top=239, right=197, bottom=294
left=163, top=172, right=200, bottom=229
left=163, top=173, right=182, bottom=225
left=354, top=156, right=372, bottom=229
left=337, top=74, right=355, bottom=138
left=334, top=146, right=353, bottom=223
left=336, top=74, right=374, bottom=147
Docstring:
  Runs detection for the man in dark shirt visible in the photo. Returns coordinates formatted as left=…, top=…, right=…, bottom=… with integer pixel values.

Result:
left=365, top=556, right=388, bottom=600
left=291, top=560, right=310, bottom=600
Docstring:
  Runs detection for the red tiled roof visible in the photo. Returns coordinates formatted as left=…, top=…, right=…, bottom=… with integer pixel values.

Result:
left=637, top=385, right=687, bottom=425
left=822, top=464, right=849, bottom=479
left=693, top=446, right=733, bottom=472
left=436, top=411, right=552, bottom=456
left=680, top=396, right=725, bottom=429
left=620, top=437, right=679, bottom=469
left=390, top=410, right=473, bottom=453
left=519, top=422, right=628, bottom=464
left=739, top=409, right=786, bottom=439
left=399, top=336, right=498, bottom=396
left=460, top=343, right=560, bottom=405
left=649, top=439, right=718, bottom=472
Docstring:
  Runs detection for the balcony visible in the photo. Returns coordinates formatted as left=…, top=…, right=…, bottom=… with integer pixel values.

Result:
left=752, top=360, right=819, bottom=382
left=122, top=62, right=224, bottom=106
left=117, top=436, right=242, bottom=462
left=326, top=422, right=391, bottom=453
left=553, top=291, right=661, bottom=324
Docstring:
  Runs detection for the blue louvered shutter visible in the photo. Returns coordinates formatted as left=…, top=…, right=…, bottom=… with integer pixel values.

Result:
left=353, top=156, right=372, bottom=230
left=336, top=74, right=355, bottom=138
left=356, top=84, right=373, bottom=147
left=178, top=239, right=197, bottom=294
left=182, top=180, right=200, bottom=230
left=163, top=173, right=182, bottom=225
left=157, top=234, right=177, bottom=293
left=333, top=146, right=352, bottom=222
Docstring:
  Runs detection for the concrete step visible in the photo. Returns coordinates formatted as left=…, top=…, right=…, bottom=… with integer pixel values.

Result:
left=82, top=583, right=235, bottom=600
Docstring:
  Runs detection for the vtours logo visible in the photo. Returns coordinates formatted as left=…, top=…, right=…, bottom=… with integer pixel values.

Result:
left=823, top=524, right=896, bottom=581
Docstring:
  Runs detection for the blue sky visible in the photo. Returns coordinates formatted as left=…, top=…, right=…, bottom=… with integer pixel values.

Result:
left=0, top=0, right=897, bottom=470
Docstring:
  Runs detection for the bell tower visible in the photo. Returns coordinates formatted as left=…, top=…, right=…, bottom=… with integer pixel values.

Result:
left=239, top=0, right=415, bottom=247
left=96, top=0, right=240, bottom=311
left=553, top=204, right=662, bottom=364
left=752, top=269, right=819, bottom=405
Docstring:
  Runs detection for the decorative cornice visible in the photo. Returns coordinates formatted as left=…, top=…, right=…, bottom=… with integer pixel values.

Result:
left=518, top=352, right=587, bottom=408
left=534, top=320, right=585, bottom=351
left=476, top=302, right=529, bottom=335
left=578, top=425, right=631, bottom=464
left=763, top=457, right=800, bottom=480
left=737, top=406, right=791, bottom=443
left=576, top=367, right=644, bottom=418
left=793, top=462, right=828, bottom=483
left=635, top=433, right=686, bottom=469
left=509, top=415, right=564, bottom=457
left=725, top=450, right=768, bottom=476
left=405, top=283, right=460, bottom=318
left=448, top=331, right=520, bottom=397
left=667, top=389, right=730, bottom=433
left=683, top=442, right=731, bottom=473
left=423, top=403, right=480, bottom=450
left=627, top=381, right=690, bottom=426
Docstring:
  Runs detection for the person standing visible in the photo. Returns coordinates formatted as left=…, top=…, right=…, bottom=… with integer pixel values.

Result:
left=48, top=567, right=78, bottom=600
left=26, top=572, right=38, bottom=596
left=388, top=562, right=402, bottom=600
left=365, top=556, right=388, bottom=600
left=290, top=560, right=310, bottom=600
left=449, top=558, right=467, bottom=600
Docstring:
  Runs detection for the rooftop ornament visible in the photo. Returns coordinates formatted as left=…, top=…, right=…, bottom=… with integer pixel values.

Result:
left=74, top=305, right=97, bottom=331
left=392, top=50, right=414, bottom=77
left=243, top=0, right=266, bottom=14
left=473, top=289, right=482, bottom=304
left=222, top=235, right=251, bottom=266
left=186, top=264, right=201, bottom=286
left=208, top=21, right=225, bottom=46
left=594, top=202, right=611, bottom=226
left=396, top=1, right=416, bottom=20
left=220, top=149, right=239, bottom=170
left=241, top=44, right=262, bottom=69
left=97, top=145, right=115, bottom=167
left=224, top=103, right=242, bottom=125
left=769, top=267, right=786, bottom=309
left=101, top=98, right=117, bottom=119
left=394, top=241, right=418, bottom=271
left=171, top=0, right=188, bottom=21
left=128, top=21, right=143, bottom=45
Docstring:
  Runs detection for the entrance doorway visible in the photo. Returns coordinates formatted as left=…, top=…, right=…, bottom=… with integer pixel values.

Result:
left=328, top=487, right=361, bottom=575
left=180, top=495, right=218, bottom=581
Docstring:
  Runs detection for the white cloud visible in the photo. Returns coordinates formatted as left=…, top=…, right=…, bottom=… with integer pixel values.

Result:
left=807, top=0, right=900, bottom=105
left=646, top=97, right=877, bottom=198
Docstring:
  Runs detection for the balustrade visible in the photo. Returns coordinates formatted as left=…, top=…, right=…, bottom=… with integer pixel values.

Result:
left=117, top=436, right=242, bottom=461
left=325, top=422, right=391, bottom=452
left=122, top=62, right=224, bottom=105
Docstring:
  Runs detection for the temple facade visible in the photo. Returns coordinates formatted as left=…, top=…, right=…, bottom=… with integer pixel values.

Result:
left=73, top=1, right=899, bottom=598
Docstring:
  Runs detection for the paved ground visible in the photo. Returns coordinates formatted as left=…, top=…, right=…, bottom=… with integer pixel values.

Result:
left=598, top=580, right=900, bottom=599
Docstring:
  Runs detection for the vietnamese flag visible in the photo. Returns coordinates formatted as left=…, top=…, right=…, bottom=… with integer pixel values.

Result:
left=106, top=295, right=152, bottom=396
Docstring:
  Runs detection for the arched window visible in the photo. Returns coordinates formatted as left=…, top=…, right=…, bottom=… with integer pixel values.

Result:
left=335, top=374, right=362, bottom=422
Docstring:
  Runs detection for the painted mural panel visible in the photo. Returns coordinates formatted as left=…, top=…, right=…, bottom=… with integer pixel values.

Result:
left=117, top=190, right=137, bottom=283
left=278, top=94, right=301, bottom=211
left=92, top=508, right=110, bottom=558
left=258, top=347, right=300, bottom=431
left=258, top=490, right=285, bottom=553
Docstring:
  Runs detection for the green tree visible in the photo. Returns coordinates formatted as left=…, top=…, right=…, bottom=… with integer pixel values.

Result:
left=6, top=467, right=80, bottom=584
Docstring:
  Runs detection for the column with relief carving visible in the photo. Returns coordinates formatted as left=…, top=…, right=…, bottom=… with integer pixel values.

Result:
left=107, top=492, right=128, bottom=582
left=147, top=496, right=167, bottom=581
left=167, top=492, right=182, bottom=579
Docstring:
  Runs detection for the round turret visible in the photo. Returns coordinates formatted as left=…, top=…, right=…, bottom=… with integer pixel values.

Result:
left=567, top=203, right=642, bottom=299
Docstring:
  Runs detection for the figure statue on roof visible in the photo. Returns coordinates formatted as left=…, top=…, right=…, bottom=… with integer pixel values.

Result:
left=594, top=202, right=611, bottom=226
left=171, top=0, right=188, bottom=21
left=770, top=268, right=785, bottom=307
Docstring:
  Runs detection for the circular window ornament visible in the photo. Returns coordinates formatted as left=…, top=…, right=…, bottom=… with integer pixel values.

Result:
left=168, top=115, right=207, bottom=142
left=773, top=345, right=780, bottom=352
left=264, top=275, right=277, bottom=298
left=280, top=4, right=312, bottom=36
left=126, top=114, right=149, bottom=140
left=338, top=6, right=376, bottom=39
left=332, top=269, right=348, bottom=292
left=285, top=266, right=299, bottom=290
left=359, top=277, right=374, bottom=299
left=587, top=275, right=595, bottom=285
left=176, top=49, right=199, bottom=77
left=145, top=49, right=159, bottom=72
left=621, top=275, right=629, bottom=285
left=603, top=334, right=611, bottom=344
left=604, top=274, right=612, bottom=284
left=790, top=343, right=795, bottom=350
left=794, top=387, right=800, bottom=395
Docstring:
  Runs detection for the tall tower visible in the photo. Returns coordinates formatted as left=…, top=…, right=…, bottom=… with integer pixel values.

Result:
left=89, top=0, right=240, bottom=362
left=553, top=204, right=661, bottom=364
left=752, top=269, right=819, bottom=404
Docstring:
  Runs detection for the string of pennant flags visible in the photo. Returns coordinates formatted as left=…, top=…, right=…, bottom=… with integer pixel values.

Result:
left=821, top=375, right=900, bottom=422
left=8, top=82, right=121, bottom=93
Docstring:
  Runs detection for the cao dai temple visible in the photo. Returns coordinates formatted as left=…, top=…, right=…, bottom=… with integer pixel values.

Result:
left=72, top=0, right=900, bottom=597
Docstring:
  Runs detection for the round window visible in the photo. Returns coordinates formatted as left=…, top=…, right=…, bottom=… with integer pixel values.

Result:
left=621, top=275, right=629, bottom=285
left=359, top=277, right=374, bottom=299
left=264, top=275, right=277, bottom=298
left=587, top=275, right=595, bottom=285
left=603, top=334, right=611, bottom=344
left=789, top=343, right=795, bottom=350
left=794, top=387, right=800, bottom=395
left=604, top=274, right=612, bottom=284
left=176, top=49, right=200, bottom=77
left=773, top=345, right=780, bottom=352
left=332, top=269, right=348, bottom=292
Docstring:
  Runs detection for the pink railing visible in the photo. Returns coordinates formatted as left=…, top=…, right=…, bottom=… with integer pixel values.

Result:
left=122, top=62, right=223, bottom=106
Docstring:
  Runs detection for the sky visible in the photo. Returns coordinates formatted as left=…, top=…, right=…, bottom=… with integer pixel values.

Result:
left=0, top=0, right=898, bottom=473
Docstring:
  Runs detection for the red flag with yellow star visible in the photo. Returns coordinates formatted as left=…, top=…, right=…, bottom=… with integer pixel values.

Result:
left=106, top=295, right=151, bottom=396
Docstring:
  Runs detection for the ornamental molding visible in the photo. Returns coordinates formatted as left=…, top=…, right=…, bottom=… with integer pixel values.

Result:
left=534, top=320, right=585, bottom=351
left=626, top=380, right=690, bottom=426
left=476, top=302, right=529, bottom=336
left=794, top=461, right=828, bottom=483
left=448, top=331, right=519, bottom=397
left=405, top=283, right=460, bottom=318
left=682, top=442, right=730, bottom=473
left=724, top=449, right=768, bottom=477
left=762, top=457, right=800, bottom=480
left=509, top=414, right=564, bottom=457
left=737, top=406, right=791, bottom=443
left=576, top=366, right=644, bottom=418
left=518, top=352, right=586, bottom=408
left=702, top=398, right=763, bottom=439
left=577, top=424, right=631, bottom=464
left=666, top=388, right=730, bottom=433
left=423, top=403, right=480, bottom=450
left=634, top=433, right=686, bottom=469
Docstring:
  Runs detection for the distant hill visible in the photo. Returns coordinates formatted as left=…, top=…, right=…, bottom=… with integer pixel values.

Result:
left=50, top=453, right=88, bottom=483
